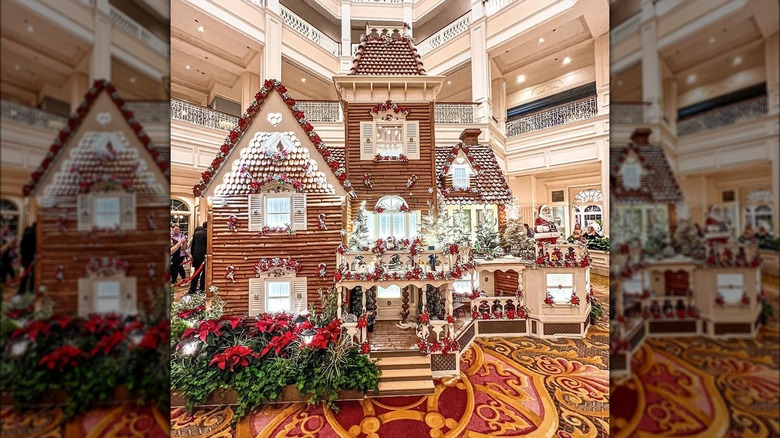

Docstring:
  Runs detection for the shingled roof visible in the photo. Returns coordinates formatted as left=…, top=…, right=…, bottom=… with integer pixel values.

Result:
left=349, top=26, right=426, bottom=76
left=611, top=129, right=683, bottom=205
left=434, top=144, right=513, bottom=205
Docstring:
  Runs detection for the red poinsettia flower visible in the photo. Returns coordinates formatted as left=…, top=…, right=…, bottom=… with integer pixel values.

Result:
left=90, top=330, right=126, bottom=357
left=253, top=314, right=290, bottom=335
left=446, top=315, right=455, bottom=324
left=209, top=345, right=259, bottom=372
left=182, top=320, right=223, bottom=343
left=356, top=315, right=368, bottom=329
left=361, top=341, right=371, bottom=354
left=176, top=305, right=206, bottom=320
left=40, top=345, right=85, bottom=371
left=220, top=315, right=244, bottom=330
left=12, top=320, right=51, bottom=342
left=741, top=293, right=750, bottom=306
left=261, top=330, right=297, bottom=357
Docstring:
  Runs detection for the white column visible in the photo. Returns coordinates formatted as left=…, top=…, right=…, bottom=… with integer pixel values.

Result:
left=67, top=73, right=89, bottom=111
left=240, top=72, right=260, bottom=110
left=765, top=32, right=779, bottom=115
left=639, top=3, right=662, bottom=124
left=469, top=1, right=491, bottom=123
left=772, top=143, right=780, bottom=236
left=492, top=78, right=507, bottom=133
left=91, top=0, right=112, bottom=82
left=600, top=139, right=610, bottom=236
left=663, top=78, right=678, bottom=134
left=594, top=33, right=610, bottom=116
left=339, top=0, right=353, bottom=73
left=263, top=0, right=283, bottom=80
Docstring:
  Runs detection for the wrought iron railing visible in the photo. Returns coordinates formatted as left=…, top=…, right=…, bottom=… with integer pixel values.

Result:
left=109, top=6, right=169, bottom=57
left=0, top=100, right=67, bottom=131
left=506, top=96, right=598, bottom=136
left=417, top=12, right=471, bottom=56
left=295, top=101, right=343, bottom=122
left=677, top=96, right=768, bottom=137
left=280, top=6, right=340, bottom=56
left=434, top=103, right=478, bottom=124
left=126, top=101, right=169, bottom=124
left=485, top=0, right=517, bottom=16
left=170, top=99, right=238, bottom=131
left=611, top=13, right=641, bottom=45
left=611, top=102, right=650, bottom=125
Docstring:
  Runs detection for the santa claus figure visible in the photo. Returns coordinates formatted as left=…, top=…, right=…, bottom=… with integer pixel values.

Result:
left=534, top=204, right=559, bottom=245
left=704, top=205, right=730, bottom=244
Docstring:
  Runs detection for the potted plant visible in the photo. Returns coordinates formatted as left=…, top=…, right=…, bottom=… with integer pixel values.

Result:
left=760, top=301, right=773, bottom=325
left=590, top=299, right=603, bottom=325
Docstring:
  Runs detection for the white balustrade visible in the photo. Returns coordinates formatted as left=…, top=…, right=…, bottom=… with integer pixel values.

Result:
left=677, top=96, right=768, bottom=137
left=506, top=96, right=598, bottom=137
left=126, top=101, right=169, bottom=124
left=611, top=102, right=649, bottom=125
left=416, top=13, right=471, bottom=56
left=295, top=101, right=343, bottom=122
left=469, top=296, right=526, bottom=317
left=1, top=100, right=67, bottom=131
left=109, top=6, right=170, bottom=57
left=336, top=247, right=472, bottom=284
left=485, top=0, right=517, bottom=16
left=434, top=103, right=478, bottom=124
left=170, top=99, right=239, bottom=131
left=429, top=320, right=450, bottom=341
left=280, top=6, right=340, bottom=56
left=610, top=13, right=641, bottom=45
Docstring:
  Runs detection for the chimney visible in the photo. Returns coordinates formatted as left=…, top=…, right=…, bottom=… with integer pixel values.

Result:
left=459, top=128, right=482, bottom=146
left=630, top=128, right=652, bottom=145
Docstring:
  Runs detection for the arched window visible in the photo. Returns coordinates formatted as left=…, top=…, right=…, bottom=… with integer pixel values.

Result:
left=369, top=196, right=417, bottom=240
left=0, top=198, right=21, bottom=237
left=574, top=189, right=603, bottom=203
left=572, top=189, right=603, bottom=229
left=171, top=199, right=192, bottom=235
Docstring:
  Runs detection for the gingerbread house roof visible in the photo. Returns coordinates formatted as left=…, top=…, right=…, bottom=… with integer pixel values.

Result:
left=349, top=29, right=426, bottom=76
left=194, top=79, right=354, bottom=198
left=434, top=143, right=513, bottom=205
left=23, top=80, right=169, bottom=197
left=610, top=130, right=682, bottom=205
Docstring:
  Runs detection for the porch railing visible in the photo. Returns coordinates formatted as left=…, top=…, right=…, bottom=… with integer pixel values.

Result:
left=611, top=102, right=650, bottom=125
left=506, top=96, right=598, bottom=137
left=485, top=0, right=518, bottom=16
left=470, top=296, right=527, bottom=318
left=295, top=100, right=343, bottom=122
left=109, top=6, right=169, bottom=57
left=0, top=100, right=67, bottom=131
left=677, top=96, right=768, bottom=137
left=610, top=13, right=641, bottom=45
left=434, top=103, right=478, bottom=124
left=417, top=12, right=471, bottom=56
left=335, top=248, right=469, bottom=283
left=170, top=99, right=239, bottom=131
left=280, top=5, right=340, bottom=56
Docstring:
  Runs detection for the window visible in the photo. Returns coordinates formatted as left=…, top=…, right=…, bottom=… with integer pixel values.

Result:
left=573, top=205, right=603, bottom=228
left=453, top=272, right=478, bottom=294
left=546, top=273, right=574, bottom=304
left=371, top=196, right=417, bottom=239
left=360, top=119, right=419, bottom=160
left=452, top=165, right=469, bottom=189
left=622, top=164, right=640, bottom=189
left=745, top=204, right=773, bottom=230
left=171, top=199, right=192, bottom=234
left=0, top=198, right=21, bottom=237
left=94, top=197, right=121, bottom=228
left=94, top=280, right=121, bottom=313
left=376, top=123, right=404, bottom=158
left=377, top=285, right=401, bottom=299
left=717, top=273, right=744, bottom=304
left=266, top=280, right=291, bottom=312
left=265, top=196, right=291, bottom=227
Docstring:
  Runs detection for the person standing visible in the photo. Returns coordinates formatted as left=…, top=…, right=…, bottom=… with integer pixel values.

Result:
left=0, top=223, right=17, bottom=286
left=17, top=223, right=36, bottom=295
left=188, top=223, right=207, bottom=294
left=170, top=225, right=187, bottom=285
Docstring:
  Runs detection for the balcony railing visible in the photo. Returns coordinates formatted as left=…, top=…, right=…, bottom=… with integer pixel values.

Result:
left=485, top=0, right=518, bottom=16
left=335, top=246, right=472, bottom=285
left=417, top=12, right=471, bottom=56
left=506, top=96, right=598, bottom=137
left=295, top=100, right=343, bottom=122
left=126, top=101, right=169, bottom=124
left=1, top=100, right=66, bottom=131
left=610, top=13, right=641, bottom=45
left=434, top=103, right=478, bottom=124
left=109, top=6, right=169, bottom=57
left=280, top=6, right=340, bottom=56
left=611, top=102, right=650, bottom=125
left=677, top=96, right=769, bottom=137
left=170, top=99, right=238, bottom=131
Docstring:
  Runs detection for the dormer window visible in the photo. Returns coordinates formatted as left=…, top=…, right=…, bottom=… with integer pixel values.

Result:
left=622, top=163, right=641, bottom=189
left=77, top=193, right=136, bottom=231
left=452, top=164, right=470, bottom=189
left=360, top=105, right=419, bottom=160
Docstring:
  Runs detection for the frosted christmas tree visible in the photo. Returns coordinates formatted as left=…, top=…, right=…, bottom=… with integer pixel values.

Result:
left=349, top=202, right=370, bottom=251
left=475, top=209, right=499, bottom=258
left=503, top=198, right=535, bottom=258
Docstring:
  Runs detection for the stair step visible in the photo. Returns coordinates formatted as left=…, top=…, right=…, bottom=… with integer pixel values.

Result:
left=371, top=380, right=436, bottom=397
left=373, top=355, right=430, bottom=370
left=370, top=349, right=420, bottom=358
left=379, top=368, right=433, bottom=382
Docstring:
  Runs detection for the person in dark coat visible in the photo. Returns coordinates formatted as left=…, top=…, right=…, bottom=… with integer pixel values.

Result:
left=188, top=225, right=207, bottom=294
left=0, top=222, right=17, bottom=286
left=17, top=223, right=36, bottom=295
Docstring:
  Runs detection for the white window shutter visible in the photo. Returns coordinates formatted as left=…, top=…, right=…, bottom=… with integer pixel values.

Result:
left=121, top=194, right=137, bottom=230
left=360, top=122, right=374, bottom=160
left=292, top=194, right=307, bottom=231
left=122, top=276, right=138, bottom=315
left=292, top=277, right=308, bottom=314
left=77, top=195, right=92, bottom=231
left=248, top=194, right=264, bottom=231
left=248, top=278, right=264, bottom=316
left=406, top=121, right=420, bottom=159
left=78, top=278, right=92, bottom=317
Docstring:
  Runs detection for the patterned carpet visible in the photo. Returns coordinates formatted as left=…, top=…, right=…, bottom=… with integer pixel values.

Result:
left=0, top=405, right=168, bottom=437
left=170, top=286, right=611, bottom=438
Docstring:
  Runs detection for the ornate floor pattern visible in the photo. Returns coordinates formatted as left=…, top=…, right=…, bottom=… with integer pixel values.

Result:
left=0, top=405, right=169, bottom=437
left=170, top=286, right=611, bottom=438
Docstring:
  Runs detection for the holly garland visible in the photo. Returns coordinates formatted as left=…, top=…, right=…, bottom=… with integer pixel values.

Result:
left=373, top=154, right=409, bottom=163
left=254, top=225, right=293, bottom=237
left=84, top=257, right=130, bottom=276
left=370, top=99, right=410, bottom=116
left=253, top=258, right=302, bottom=275
left=193, top=79, right=354, bottom=198
left=333, top=258, right=476, bottom=283
left=440, top=143, right=482, bottom=176
left=23, top=80, right=169, bottom=197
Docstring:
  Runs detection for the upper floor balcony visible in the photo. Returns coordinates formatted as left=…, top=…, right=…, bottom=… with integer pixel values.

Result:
left=677, top=96, right=769, bottom=138
left=506, top=96, right=599, bottom=137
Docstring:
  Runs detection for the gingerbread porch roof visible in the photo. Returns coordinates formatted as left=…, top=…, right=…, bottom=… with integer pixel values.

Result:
left=610, top=142, right=683, bottom=205
left=194, top=79, right=354, bottom=198
left=434, top=144, right=513, bottom=205
left=349, top=31, right=426, bottom=76
left=22, top=80, right=169, bottom=198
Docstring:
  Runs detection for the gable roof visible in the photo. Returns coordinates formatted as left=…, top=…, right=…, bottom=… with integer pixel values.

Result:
left=194, top=79, right=355, bottom=198
left=434, top=143, right=513, bottom=205
left=349, top=30, right=426, bottom=76
left=22, top=80, right=169, bottom=197
left=610, top=141, right=683, bottom=205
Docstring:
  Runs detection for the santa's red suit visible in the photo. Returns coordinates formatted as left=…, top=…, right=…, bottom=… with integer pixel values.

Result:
left=705, top=205, right=729, bottom=244
left=534, top=204, right=559, bottom=245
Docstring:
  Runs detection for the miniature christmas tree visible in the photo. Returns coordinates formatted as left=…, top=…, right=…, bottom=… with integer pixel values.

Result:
left=421, top=201, right=440, bottom=249
left=434, top=202, right=454, bottom=247
left=452, top=206, right=472, bottom=246
left=674, top=218, right=705, bottom=259
left=349, top=202, right=370, bottom=251
left=503, top=198, right=535, bottom=257
left=475, top=209, right=499, bottom=257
